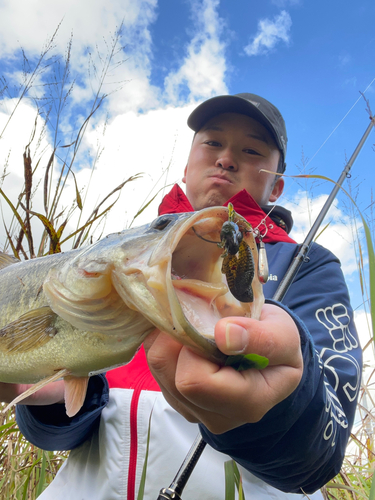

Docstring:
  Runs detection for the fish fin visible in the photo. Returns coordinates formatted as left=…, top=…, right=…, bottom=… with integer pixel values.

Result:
left=64, top=376, right=89, bottom=417
left=1, top=369, right=70, bottom=414
left=0, top=251, right=20, bottom=270
left=0, top=306, right=58, bottom=353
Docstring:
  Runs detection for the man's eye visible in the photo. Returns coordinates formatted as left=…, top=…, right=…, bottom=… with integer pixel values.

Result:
left=244, top=148, right=261, bottom=155
left=205, top=140, right=221, bottom=147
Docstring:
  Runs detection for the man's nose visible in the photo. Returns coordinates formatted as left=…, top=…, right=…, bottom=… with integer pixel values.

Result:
left=215, top=155, right=238, bottom=171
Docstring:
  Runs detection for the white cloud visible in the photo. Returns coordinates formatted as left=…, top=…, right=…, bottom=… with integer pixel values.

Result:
left=0, top=0, right=229, bottom=119
left=244, top=10, right=292, bottom=57
left=0, top=0, right=160, bottom=116
left=0, top=0, right=157, bottom=58
left=164, top=0, right=228, bottom=103
left=0, top=99, right=48, bottom=183
left=283, top=190, right=361, bottom=279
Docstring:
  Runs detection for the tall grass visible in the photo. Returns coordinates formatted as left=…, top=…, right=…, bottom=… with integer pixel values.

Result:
left=0, top=26, right=142, bottom=499
left=0, top=408, right=67, bottom=499
left=318, top=171, right=375, bottom=499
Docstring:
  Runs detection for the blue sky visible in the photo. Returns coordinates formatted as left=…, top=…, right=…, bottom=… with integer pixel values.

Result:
left=0, top=0, right=374, bottom=350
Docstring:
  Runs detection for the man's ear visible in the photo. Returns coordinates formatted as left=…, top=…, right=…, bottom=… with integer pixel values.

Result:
left=269, top=176, right=284, bottom=203
left=182, top=165, right=187, bottom=184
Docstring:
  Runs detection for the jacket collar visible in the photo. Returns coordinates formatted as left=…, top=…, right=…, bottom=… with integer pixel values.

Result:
left=158, top=184, right=296, bottom=244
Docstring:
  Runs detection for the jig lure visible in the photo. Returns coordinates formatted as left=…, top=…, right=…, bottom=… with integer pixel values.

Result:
left=219, top=203, right=255, bottom=303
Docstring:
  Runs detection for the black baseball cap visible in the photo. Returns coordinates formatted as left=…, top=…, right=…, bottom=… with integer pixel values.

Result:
left=187, top=93, right=287, bottom=172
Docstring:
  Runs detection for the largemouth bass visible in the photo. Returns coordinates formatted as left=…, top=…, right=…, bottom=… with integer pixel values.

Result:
left=0, top=207, right=264, bottom=416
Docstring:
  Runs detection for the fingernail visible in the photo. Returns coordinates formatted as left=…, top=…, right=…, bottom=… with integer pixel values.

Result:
left=225, top=323, right=248, bottom=353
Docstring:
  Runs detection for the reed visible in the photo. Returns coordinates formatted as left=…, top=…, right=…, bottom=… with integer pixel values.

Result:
left=0, top=25, right=141, bottom=499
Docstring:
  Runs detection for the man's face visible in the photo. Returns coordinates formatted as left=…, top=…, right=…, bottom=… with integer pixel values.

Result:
left=183, top=113, right=284, bottom=210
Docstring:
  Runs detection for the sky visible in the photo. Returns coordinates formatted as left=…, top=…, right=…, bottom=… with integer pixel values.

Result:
left=0, top=0, right=374, bottom=359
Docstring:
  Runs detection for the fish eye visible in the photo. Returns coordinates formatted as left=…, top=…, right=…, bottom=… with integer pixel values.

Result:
left=150, top=215, right=174, bottom=231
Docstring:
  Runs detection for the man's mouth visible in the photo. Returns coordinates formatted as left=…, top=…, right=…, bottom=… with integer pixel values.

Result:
left=209, top=174, right=233, bottom=184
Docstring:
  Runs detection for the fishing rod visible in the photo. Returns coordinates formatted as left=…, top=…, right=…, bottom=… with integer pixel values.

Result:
left=156, top=115, right=375, bottom=500
left=274, top=115, right=375, bottom=302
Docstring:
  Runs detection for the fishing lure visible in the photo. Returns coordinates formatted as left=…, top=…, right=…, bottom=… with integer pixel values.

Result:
left=219, top=204, right=255, bottom=303
left=257, top=238, right=269, bottom=284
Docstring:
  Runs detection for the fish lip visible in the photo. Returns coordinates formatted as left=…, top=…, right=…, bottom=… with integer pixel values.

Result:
left=169, top=208, right=228, bottom=260
left=148, top=207, right=228, bottom=267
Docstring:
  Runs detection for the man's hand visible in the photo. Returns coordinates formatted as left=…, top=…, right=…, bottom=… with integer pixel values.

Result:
left=0, top=381, right=65, bottom=407
left=143, top=304, right=303, bottom=435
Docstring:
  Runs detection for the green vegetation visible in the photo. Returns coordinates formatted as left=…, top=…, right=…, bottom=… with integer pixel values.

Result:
left=0, top=408, right=67, bottom=499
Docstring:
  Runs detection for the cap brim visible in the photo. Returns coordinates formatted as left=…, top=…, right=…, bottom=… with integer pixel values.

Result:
left=188, top=95, right=273, bottom=136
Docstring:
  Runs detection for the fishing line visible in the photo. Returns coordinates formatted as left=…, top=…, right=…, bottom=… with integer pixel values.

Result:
left=304, top=76, right=375, bottom=169
left=191, top=226, right=220, bottom=244
left=271, top=77, right=375, bottom=225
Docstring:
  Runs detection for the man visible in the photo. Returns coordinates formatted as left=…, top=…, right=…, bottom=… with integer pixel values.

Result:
left=1, top=93, right=361, bottom=499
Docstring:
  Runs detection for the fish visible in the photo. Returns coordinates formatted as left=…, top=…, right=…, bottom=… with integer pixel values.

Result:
left=0, top=206, right=264, bottom=416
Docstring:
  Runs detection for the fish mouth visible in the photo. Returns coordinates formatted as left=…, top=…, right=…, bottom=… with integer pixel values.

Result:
left=169, top=211, right=248, bottom=336
left=145, top=207, right=263, bottom=361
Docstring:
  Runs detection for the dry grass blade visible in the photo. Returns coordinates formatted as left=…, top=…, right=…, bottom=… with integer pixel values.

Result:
left=1, top=214, right=20, bottom=260
left=314, top=221, right=331, bottom=242
left=62, top=198, right=120, bottom=247
left=0, top=188, right=29, bottom=249
left=73, top=174, right=142, bottom=248
left=23, top=208, right=66, bottom=254
left=65, top=164, right=82, bottom=211
left=357, top=239, right=365, bottom=296
left=0, top=21, right=62, bottom=141
left=129, top=182, right=173, bottom=227
left=0, top=404, right=69, bottom=499
left=43, top=148, right=56, bottom=215
left=23, top=148, right=35, bottom=258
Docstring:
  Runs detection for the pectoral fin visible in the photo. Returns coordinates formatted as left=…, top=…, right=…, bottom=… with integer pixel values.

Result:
left=1, top=370, right=89, bottom=418
left=64, top=376, right=89, bottom=417
left=2, top=368, right=70, bottom=414
left=0, top=306, right=57, bottom=353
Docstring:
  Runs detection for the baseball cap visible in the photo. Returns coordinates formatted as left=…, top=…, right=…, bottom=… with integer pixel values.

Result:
left=187, top=93, right=287, bottom=172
